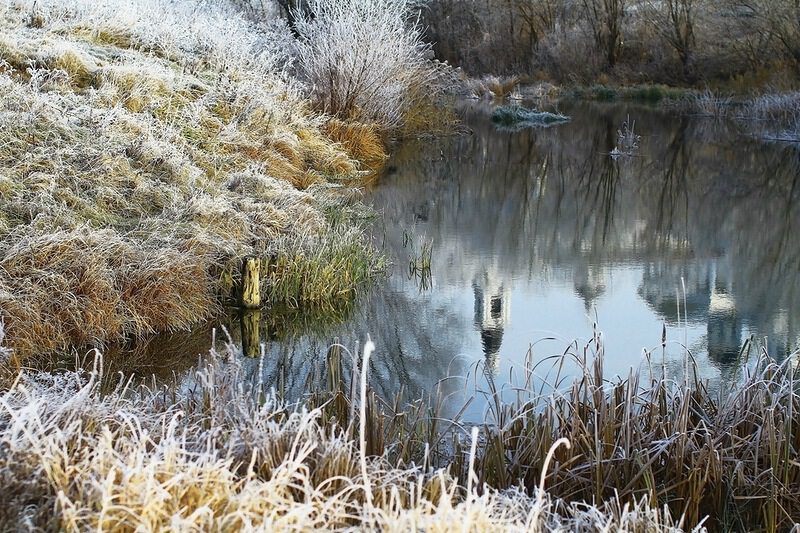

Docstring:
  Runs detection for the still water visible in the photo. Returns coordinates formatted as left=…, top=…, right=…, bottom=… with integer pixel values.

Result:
left=112, top=102, right=800, bottom=421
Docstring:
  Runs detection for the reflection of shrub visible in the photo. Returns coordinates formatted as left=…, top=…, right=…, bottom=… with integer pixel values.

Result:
left=491, top=105, right=570, bottom=130
left=293, top=0, right=444, bottom=134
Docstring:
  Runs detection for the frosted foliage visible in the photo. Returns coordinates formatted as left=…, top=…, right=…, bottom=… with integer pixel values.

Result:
left=293, top=0, right=437, bottom=131
left=3, top=0, right=294, bottom=77
left=0, top=347, right=696, bottom=531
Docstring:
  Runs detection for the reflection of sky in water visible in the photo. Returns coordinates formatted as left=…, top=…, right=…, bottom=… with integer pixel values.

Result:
left=359, top=101, right=800, bottom=420
left=101, top=101, right=800, bottom=423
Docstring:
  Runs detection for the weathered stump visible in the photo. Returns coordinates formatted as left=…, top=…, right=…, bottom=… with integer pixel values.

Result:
left=240, top=256, right=261, bottom=309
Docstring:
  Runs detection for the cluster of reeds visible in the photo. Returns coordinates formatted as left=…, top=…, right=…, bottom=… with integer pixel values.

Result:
left=668, top=89, right=800, bottom=142
left=671, top=90, right=736, bottom=118
left=737, top=91, right=800, bottom=142
left=465, top=341, right=800, bottom=531
left=0, top=335, right=694, bottom=532
left=305, top=333, right=800, bottom=531
left=612, top=115, right=641, bottom=157
left=0, top=0, right=385, bottom=358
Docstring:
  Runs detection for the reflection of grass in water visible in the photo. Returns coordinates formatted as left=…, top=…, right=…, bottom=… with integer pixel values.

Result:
left=260, top=302, right=357, bottom=341
left=403, top=229, right=433, bottom=290
left=491, top=105, right=570, bottom=131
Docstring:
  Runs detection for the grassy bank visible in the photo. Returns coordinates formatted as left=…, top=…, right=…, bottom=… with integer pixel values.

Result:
left=0, top=0, right=393, bottom=359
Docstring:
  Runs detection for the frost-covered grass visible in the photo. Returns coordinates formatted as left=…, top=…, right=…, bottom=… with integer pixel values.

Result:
left=0, top=337, right=694, bottom=532
left=667, top=89, right=800, bottom=142
left=465, top=75, right=520, bottom=100
left=0, top=0, right=385, bottom=358
left=738, top=91, right=800, bottom=142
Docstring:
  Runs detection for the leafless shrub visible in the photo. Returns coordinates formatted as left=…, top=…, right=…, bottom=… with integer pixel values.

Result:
left=293, top=0, right=446, bottom=133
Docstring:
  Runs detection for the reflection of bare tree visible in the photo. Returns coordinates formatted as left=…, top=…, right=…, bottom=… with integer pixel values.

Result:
left=651, top=117, right=691, bottom=250
left=576, top=117, right=620, bottom=248
left=231, top=282, right=470, bottom=415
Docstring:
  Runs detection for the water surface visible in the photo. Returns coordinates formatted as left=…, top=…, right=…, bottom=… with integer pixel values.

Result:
left=104, top=102, right=800, bottom=421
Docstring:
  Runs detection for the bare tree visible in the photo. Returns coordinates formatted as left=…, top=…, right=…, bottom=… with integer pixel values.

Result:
left=580, top=0, right=625, bottom=68
left=740, top=0, right=800, bottom=72
left=645, top=0, right=698, bottom=76
left=516, top=0, right=561, bottom=50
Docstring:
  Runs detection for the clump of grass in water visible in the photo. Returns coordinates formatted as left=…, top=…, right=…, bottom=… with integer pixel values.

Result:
left=610, top=114, right=641, bottom=157
left=737, top=91, right=800, bottom=142
left=491, top=105, right=570, bottom=131
left=264, top=227, right=384, bottom=309
left=672, top=89, right=736, bottom=117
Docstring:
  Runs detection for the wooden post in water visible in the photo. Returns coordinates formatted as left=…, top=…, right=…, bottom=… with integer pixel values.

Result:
left=240, top=309, right=261, bottom=358
left=240, top=256, right=261, bottom=309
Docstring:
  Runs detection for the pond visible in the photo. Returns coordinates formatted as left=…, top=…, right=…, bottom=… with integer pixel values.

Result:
left=99, top=101, right=800, bottom=422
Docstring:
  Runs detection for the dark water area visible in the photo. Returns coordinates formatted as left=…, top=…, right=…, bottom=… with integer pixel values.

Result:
left=93, top=101, right=800, bottom=421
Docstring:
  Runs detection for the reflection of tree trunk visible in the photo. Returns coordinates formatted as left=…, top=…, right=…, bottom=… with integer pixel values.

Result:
left=575, top=118, right=618, bottom=248
left=759, top=167, right=800, bottom=282
left=654, top=118, right=690, bottom=248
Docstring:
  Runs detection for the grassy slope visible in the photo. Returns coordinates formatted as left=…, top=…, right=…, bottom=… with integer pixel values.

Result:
left=0, top=0, right=382, bottom=359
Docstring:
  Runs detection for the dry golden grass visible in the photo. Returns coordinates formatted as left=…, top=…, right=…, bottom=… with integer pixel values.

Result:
left=0, top=338, right=695, bottom=532
left=0, top=1, right=386, bottom=359
left=323, top=119, right=388, bottom=178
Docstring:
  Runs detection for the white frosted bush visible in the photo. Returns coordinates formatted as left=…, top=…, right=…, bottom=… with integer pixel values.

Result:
left=292, top=0, right=440, bottom=132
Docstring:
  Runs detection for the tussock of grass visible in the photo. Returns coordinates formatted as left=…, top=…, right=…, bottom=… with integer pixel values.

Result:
left=466, top=75, right=520, bottom=100
left=0, top=339, right=693, bottom=531
left=324, top=118, right=388, bottom=177
left=491, top=105, right=570, bottom=131
left=0, top=0, right=383, bottom=358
